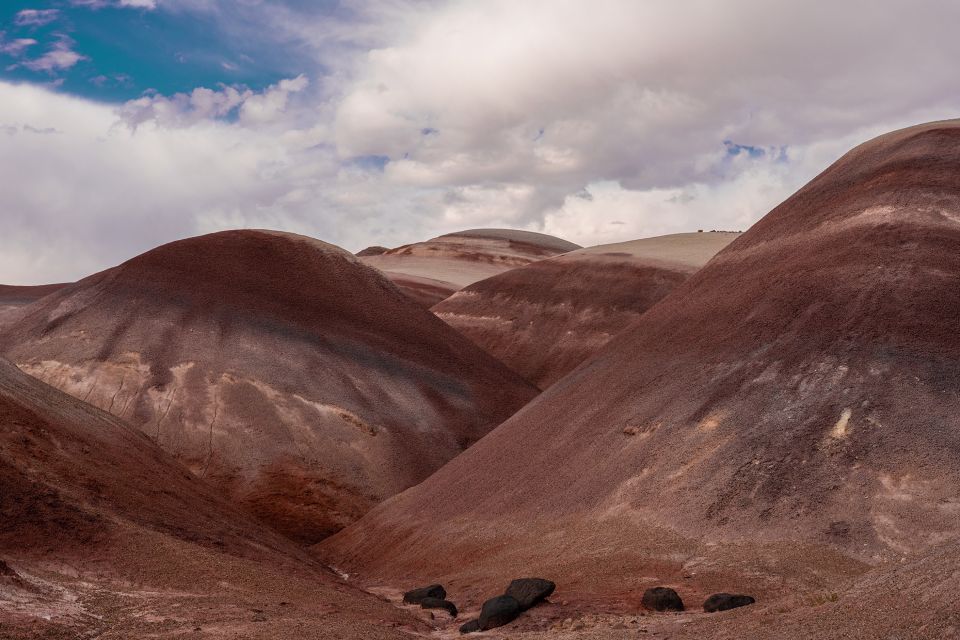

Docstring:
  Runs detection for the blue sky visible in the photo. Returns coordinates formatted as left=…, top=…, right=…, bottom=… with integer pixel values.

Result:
left=1, top=0, right=959, bottom=284
left=0, top=0, right=323, bottom=102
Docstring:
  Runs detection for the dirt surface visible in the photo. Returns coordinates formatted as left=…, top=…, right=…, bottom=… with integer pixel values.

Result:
left=0, top=357, right=429, bottom=639
left=433, top=232, right=738, bottom=388
left=319, top=121, right=960, bottom=638
left=361, top=228, right=580, bottom=305
left=0, top=284, right=67, bottom=331
left=0, top=230, right=538, bottom=543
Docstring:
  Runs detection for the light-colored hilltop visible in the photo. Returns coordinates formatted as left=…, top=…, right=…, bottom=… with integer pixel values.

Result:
left=574, top=231, right=741, bottom=270
left=360, top=228, right=581, bottom=305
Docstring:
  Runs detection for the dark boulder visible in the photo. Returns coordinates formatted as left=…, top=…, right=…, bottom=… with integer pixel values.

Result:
left=703, top=593, right=755, bottom=613
left=420, top=597, right=458, bottom=618
left=641, top=586, right=684, bottom=612
left=459, top=619, right=480, bottom=634
left=403, top=584, right=446, bottom=604
left=478, top=594, right=521, bottom=630
left=505, top=577, right=555, bottom=610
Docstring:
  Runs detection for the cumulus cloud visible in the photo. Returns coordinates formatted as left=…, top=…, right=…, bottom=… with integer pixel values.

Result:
left=3, top=0, right=960, bottom=283
left=117, top=74, right=310, bottom=128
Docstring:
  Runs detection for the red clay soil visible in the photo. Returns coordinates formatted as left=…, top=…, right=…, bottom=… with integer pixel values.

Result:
left=360, top=228, right=581, bottom=306
left=318, top=121, right=960, bottom=636
left=0, top=284, right=68, bottom=330
left=432, top=233, right=738, bottom=389
left=0, top=230, right=538, bottom=544
left=0, top=357, right=426, bottom=639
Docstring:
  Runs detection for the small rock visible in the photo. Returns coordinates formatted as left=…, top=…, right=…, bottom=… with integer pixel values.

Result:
left=479, top=595, right=521, bottom=630
left=623, top=426, right=639, bottom=436
left=702, top=593, right=755, bottom=613
left=420, top=597, right=457, bottom=618
left=505, top=578, right=556, bottom=611
left=642, top=587, right=684, bottom=612
left=403, top=584, right=446, bottom=604
left=459, top=618, right=480, bottom=634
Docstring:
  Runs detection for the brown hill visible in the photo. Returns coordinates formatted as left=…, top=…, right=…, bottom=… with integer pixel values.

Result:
left=0, top=284, right=67, bottom=330
left=434, top=232, right=740, bottom=388
left=319, top=122, right=960, bottom=630
left=361, top=228, right=581, bottom=306
left=0, top=230, right=537, bottom=543
left=0, top=356, right=422, bottom=638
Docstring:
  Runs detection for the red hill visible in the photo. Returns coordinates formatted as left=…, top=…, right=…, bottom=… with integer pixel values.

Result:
left=319, top=122, right=960, bottom=627
left=1, top=230, right=537, bottom=543
left=434, top=232, right=739, bottom=388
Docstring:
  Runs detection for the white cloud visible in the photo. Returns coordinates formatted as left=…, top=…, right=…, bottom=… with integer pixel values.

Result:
left=3, top=0, right=960, bottom=282
left=0, top=37, right=38, bottom=57
left=21, top=36, right=87, bottom=73
left=117, top=74, right=310, bottom=128
left=14, top=9, right=60, bottom=27
left=70, top=0, right=158, bottom=8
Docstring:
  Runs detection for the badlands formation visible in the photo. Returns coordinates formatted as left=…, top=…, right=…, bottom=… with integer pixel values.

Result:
left=0, top=356, right=423, bottom=638
left=0, top=230, right=537, bottom=543
left=4, top=121, right=960, bottom=639
left=359, top=228, right=581, bottom=306
left=434, top=231, right=740, bottom=388
left=320, top=121, right=960, bottom=637
left=0, top=284, right=67, bottom=330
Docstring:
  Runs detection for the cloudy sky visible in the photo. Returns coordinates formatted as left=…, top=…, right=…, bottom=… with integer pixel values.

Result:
left=1, top=0, right=959, bottom=283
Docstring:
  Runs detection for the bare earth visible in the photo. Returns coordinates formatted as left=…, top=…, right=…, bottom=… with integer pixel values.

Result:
left=0, top=284, right=67, bottom=331
left=319, top=121, right=960, bottom=639
left=361, top=228, right=581, bottom=306
left=0, top=230, right=538, bottom=544
left=0, top=357, right=426, bottom=639
left=433, top=232, right=739, bottom=388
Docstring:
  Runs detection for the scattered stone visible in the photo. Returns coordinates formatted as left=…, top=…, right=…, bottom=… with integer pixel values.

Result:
left=420, top=597, right=457, bottom=618
left=478, top=594, right=521, bottom=630
left=641, top=587, right=684, bottom=612
left=403, top=584, right=446, bottom=604
left=459, top=618, right=480, bottom=634
left=623, top=426, right=639, bottom=436
left=505, top=578, right=556, bottom=610
left=703, top=593, right=755, bottom=612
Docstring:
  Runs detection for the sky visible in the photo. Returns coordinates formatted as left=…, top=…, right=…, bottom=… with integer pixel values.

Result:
left=1, top=0, right=959, bottom=284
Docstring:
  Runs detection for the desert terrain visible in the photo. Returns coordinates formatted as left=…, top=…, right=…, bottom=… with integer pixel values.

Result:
left=359, top=229, right=581, bottom=307
left=3, top=123, right=960, bottom=639
left=0, top=230, right=537, bottom=543
left=433, top=231, right=740, bottom=388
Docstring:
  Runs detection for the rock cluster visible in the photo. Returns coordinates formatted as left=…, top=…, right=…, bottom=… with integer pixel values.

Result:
left=460, top=577, right=556, bottom=633
left=642, top=586, right=754, bottom=614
